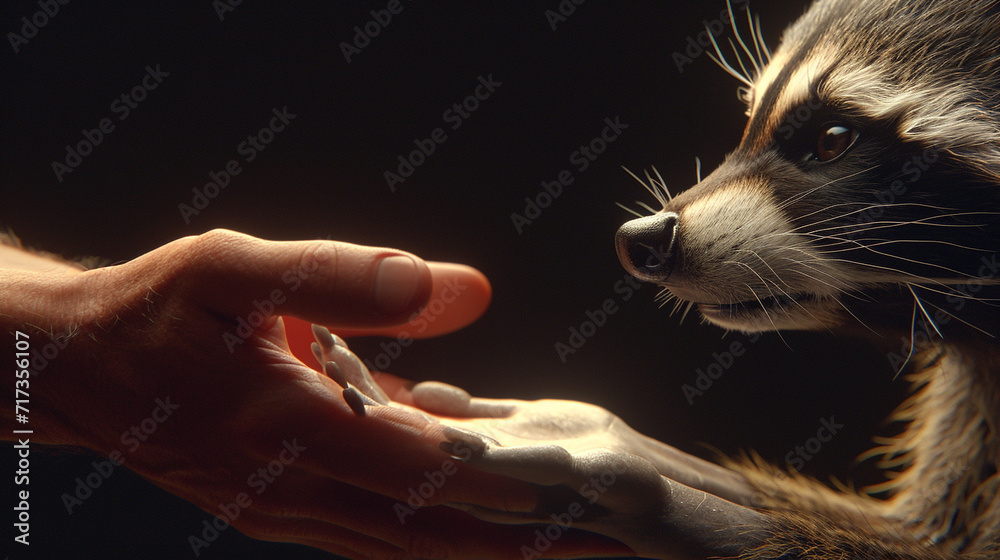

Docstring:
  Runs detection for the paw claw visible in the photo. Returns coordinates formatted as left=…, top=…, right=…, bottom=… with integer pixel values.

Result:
left=310, top=324, right=390, bottom=407
left=342, top=386, right=367, bottom=416
left=310, top=342, right=324, bottom=367
left=311, top=323, right=336, bottom=350
left=323, top=360, right=349, bottom=389
left=442, top=426, right=493, bottom=453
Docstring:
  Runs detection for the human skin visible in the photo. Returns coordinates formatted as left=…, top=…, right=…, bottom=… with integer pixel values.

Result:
left=1, top=229, right=629, bottom=559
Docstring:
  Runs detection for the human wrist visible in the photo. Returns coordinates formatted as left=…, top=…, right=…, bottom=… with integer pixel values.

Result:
left=2, top=268, right=94, bottom=447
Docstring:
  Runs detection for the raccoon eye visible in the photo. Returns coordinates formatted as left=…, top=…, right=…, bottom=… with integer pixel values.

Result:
left=815, top=124, right=857, bottom=162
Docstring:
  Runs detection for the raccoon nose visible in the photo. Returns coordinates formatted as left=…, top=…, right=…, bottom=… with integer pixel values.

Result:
left=615, top=212, right=679, bottom=283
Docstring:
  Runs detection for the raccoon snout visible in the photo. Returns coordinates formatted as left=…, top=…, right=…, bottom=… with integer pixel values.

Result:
left=615, top=212, right=679, bottom=283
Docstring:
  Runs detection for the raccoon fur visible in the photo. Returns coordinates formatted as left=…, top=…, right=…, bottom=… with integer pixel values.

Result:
left=615, top=0, right=1000, bottom=558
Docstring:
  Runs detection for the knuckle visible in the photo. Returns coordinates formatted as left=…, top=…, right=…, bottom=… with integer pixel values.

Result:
left=188, top=228, right=248, bottom=260
left=294, top=240, right=337, bottom=283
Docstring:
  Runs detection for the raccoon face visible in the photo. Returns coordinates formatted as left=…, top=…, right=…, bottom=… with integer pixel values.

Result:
left=616, top=0, right=1000, bottom=335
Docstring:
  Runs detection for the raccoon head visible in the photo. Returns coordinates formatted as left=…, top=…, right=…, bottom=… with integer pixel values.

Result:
left=617, top=0, right=1000, bottom=338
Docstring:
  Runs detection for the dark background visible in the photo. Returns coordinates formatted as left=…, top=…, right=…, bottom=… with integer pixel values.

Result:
left=3, top=1, right=905, bottom=558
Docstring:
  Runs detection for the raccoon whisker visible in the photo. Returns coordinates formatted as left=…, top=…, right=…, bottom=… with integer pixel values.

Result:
left=780, top=258, right=852, bottom=294
left=907, top=284, right=944, bottom=339
left=616, top=202, right=647, bottom=218
left=800, top=208, right=998, bottom=236
left=668, top=296, right=697, bottom=325
left=645, top=168, right=673, bottom=205
left=726, top=260, right=807, bottom=335
left=741, top=282, right=790, bottom=347
left=778, top=166, right=878, bottom=212
left=636, top=201, right=661, bottom=215
left=787, top=232, right=868, bottom=253
left=816, top=257, right=962, bottom=290
left=763, top=276, right=831, bottom=328
left=728, top=38, right=755, bottom=86
left=860, top=238, right=994, bottom=256
left=895, top=282, right=1000, bottom=304
left=655, top=286, right=675, bottom=304
left=695, top=157, right=703, bottom=184
left=679, top=300, right=697, bottom=324
left=799, top=240, right=864, bottom=254
left=735, top=248, right=795, bottom=290
left=622, top=166, right=669, bottom=209
left=726, top=0, right=762, bottom=76
left=794, top=204, right=996, bottom=234
left=651, top=167, right=673, bottom=202
left=913, top=297, right=997, bottom=340
left=846, top=244, right=992, bottom=284
left=800, top=233, right=993, bottom=257
left=784, top=201, right=962, bottom=236
left=894, top=302, right=922, bottom=379
left=753, top=12, right=771, bottom=61
left=774, top=228, right=860, bottom=247
left=669, top=297, right=685, bottom=315
left=726, top=260, right=785, bottom=303
left=832, top=293, right=883, bottom=338
left=746, top=7, right=765, bottom=69
left=657, top=290, right=688, bottom=319
left=706, top=32, right=754, bottom=88
left=807, top=220, right=990, bottom=240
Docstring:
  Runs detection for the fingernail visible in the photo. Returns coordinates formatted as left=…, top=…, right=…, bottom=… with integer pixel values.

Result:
left=375, top=255, right=421, bottom=316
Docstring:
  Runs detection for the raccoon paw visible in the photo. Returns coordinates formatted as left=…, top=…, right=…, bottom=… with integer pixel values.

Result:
left=436, top=411, right=769, bottom=558
left=310, top=323, right=390, bottom=415
left=438, top=426, right=675, bottom=519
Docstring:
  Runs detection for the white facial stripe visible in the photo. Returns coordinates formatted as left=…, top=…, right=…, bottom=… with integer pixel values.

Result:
left=749, top=51, right=788, bottom=117
left=757, top=53, right=836, bottom=142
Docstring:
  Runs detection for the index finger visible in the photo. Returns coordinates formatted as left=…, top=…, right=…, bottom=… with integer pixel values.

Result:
left=283, top=261, right=491, bottom=365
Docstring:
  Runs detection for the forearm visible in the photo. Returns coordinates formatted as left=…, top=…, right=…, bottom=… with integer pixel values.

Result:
left=2, top=243, right=92, bottom=446
left=0, top=234, right=87, bottom=275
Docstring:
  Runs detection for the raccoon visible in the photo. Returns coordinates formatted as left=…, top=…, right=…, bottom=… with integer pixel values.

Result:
left=615, top=0, right=1000, bottom=557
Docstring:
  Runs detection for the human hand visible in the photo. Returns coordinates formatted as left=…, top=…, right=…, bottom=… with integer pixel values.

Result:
left=3, top=229, right=628, bottom=559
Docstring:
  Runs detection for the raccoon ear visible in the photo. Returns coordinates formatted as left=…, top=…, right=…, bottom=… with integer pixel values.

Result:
left=816, top=123, right=858, bottom=162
